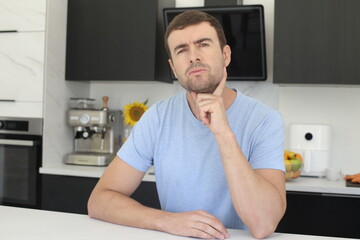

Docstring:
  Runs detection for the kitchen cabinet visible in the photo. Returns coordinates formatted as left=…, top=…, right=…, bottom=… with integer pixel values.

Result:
left=276, top=191, right=360, bottom=239
left=0, top=0, right=46, bottom=31
left=0, top=0, right=46, bottom=118
left=41, top=174, right=160, bottom=214
left=274, top=0, right=360, bottom=84
left=65, top=0, right=174, bottom=82
left=0, top=32, right=45, bottom=102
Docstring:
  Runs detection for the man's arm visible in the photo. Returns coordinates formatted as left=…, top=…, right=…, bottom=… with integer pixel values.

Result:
left=192, top=68, right=286, bottom=239
left=215, top=132, right=286, bottom=239
left=194, top=93, right=286, bottom=238
left=88, top=156, right=229, bottom=240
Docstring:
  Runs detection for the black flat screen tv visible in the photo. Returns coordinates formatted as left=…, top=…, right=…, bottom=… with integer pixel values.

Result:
left=163, top=5, right=267, bottom=81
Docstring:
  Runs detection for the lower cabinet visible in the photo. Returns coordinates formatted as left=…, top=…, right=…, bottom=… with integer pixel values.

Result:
left=276, top=191, right=360, bottom=239
left=41, top=174, right=160, bottom=215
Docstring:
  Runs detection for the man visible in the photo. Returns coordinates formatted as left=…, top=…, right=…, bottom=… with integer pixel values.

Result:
left=88, top=10, right=286, bottom=240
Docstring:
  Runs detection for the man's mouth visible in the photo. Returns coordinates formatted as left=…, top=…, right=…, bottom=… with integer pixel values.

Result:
left=188, top=68, right=207, bottom=75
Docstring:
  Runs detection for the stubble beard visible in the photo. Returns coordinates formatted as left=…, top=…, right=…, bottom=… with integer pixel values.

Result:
left=185, top=76, right=219, bottom=94
left=179, top=63, right=222, bottom=94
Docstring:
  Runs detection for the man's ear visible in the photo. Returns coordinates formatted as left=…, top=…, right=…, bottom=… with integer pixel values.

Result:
left=223, top=45, right=231, bottom=67
left=168, top=59, right=178, bottom=78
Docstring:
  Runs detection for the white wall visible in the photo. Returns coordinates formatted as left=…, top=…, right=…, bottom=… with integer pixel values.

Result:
left=89, top=81, right=175, bottom=110
left=43, top=0, right=90, bottom=166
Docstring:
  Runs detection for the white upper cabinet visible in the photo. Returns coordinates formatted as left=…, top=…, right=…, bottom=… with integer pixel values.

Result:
left=0, top=0, right=46, bottom=31
left=0, top=32, right=45, bottom=101
left=0, top=0, right=46, bottom=118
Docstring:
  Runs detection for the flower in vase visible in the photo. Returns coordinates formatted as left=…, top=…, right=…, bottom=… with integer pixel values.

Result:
left=123, top=100, right=148, bottom=127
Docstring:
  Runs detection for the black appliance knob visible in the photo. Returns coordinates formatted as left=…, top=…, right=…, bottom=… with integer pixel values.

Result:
left=0, top=121, right=3, bottom=129
left=305, top=133, right=313, bottom=141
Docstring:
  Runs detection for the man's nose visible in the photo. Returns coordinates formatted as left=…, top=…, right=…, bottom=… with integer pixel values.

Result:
left=188, top=47, right=201, bottom=63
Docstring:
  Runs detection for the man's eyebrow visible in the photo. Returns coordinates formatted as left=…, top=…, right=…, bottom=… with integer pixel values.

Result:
left=173, top=43, right=188, bottom=53
left=193, top=38, right=213, bottom=44
left=173, top=38, right=213, bottom=53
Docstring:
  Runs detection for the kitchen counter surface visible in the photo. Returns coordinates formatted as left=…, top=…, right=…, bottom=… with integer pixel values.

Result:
left=40, top=164, right=156, bottom=182
left=40, top=164, right=360, bottom=196
left=286, top=176, right=360, bottom=196
left=0, top=205, right=356, bottom=240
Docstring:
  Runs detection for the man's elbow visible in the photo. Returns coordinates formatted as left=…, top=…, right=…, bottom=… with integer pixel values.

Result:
left=87, top=192, right=99, bottom=219
left=249, top=211, right=285, bottom=239
left=250, top=224, right=277, bottom=239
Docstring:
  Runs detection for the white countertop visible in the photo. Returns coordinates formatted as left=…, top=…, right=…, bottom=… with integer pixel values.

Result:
left=0, top=205, right=356, bottom=240
left=40, top=164, right=360, bottom=196
left=40, top=164, right=156, bottom=182
left=286, top=176, right=360, bottom=196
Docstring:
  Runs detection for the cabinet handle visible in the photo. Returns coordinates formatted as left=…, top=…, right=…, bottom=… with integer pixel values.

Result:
left=322, top=193, right=360, bottom=199
left=0, top=99, right=16, bottom=102
left=0, top=30, right=18, bottom=33
left=0, top=139, right=34, bottom=146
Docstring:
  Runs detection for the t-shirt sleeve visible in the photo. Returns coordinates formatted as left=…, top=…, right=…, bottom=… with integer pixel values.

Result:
left=117, top=105, right=158, bottom=172
left=249, top=110, right=285, bottom=172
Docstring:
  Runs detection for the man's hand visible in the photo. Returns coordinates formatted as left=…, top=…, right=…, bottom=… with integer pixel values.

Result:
left=191, top=67, right=230, bottom=135
left=159, top=210, right=229, bottom=240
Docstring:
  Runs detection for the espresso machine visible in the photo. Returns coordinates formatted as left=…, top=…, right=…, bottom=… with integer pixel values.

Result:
left=65, top=96, right=123, bottom=166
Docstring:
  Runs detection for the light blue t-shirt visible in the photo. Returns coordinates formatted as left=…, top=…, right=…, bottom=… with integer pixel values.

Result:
left=118, top=90, right=284, bottom=230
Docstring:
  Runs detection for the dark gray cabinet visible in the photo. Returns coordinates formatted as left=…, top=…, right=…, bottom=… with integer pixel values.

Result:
left=41, top=175, right=98, bottom=214
left=41, top=174, right=160, bottom=215
left=274, top=0, right=360, bottom=84
left=276, top=191, right=360, bottom=238
left=65, top=0, right=174, bottom=82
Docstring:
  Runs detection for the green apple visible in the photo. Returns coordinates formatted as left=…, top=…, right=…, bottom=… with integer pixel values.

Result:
left=291, top=158, right=302, bottom=171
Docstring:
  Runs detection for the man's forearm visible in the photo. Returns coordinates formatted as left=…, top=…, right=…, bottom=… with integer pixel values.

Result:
left=88, top=188, right=230, bottom=239
left=215, top=130, right=286, bottom=239
left=88, top=188, right=165, bottom=230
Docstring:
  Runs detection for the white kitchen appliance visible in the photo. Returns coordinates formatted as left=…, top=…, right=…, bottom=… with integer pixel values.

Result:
left=289, top=124, right=331, bottom=177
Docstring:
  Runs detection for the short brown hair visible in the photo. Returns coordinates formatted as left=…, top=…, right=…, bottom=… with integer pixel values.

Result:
left=165, top=10, right=227, bottom=58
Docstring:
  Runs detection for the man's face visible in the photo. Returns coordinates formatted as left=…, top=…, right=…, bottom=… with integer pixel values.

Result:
left=167, top=22, right=231, bottom=94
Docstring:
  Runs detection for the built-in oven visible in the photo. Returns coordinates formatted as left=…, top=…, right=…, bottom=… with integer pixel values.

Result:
left=0, top=117, right=42, bottom=209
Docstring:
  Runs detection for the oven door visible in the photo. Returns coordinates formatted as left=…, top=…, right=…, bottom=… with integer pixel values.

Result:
left=0, top=135, right=42, bottom=208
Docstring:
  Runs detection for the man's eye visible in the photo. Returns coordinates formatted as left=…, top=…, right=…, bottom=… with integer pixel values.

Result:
left=199, top=43, right=209, bottom=47
left=177, top=49, right=186, bottom=54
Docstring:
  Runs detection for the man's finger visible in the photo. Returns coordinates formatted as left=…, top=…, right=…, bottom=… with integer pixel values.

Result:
left=194, top=210, right=229, bottom=238
left=192, top=222, right=226, bottom=240
left=190, top=91, right=204, bottom=122
left=213, top=67, right=227, bottom=96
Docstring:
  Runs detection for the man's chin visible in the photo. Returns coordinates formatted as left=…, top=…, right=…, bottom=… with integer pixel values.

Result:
left=189, top=84, right=219, bottom=94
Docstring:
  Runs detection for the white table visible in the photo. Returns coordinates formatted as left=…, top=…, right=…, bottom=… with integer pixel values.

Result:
left=0, top=205, right=356, bottom=240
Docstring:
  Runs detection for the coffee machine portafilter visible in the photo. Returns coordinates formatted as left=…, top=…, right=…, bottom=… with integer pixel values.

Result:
left=65, top=96, right=123, bottom=166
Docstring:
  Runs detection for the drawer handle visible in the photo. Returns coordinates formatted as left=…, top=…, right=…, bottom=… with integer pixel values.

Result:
left=0, top=99, right=16, bottom=102
left=0, top=139, right=34, bottom=146
left=0, top=30, right=18, bottom=33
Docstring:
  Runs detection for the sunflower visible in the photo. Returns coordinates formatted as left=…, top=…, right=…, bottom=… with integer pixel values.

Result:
left=123, top=100, right=148, bottom=127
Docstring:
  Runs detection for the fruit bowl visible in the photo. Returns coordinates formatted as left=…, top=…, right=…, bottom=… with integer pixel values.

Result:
left=284, top=150, right=303, bottom=180
left=284, top=160, right=302, bottom=180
